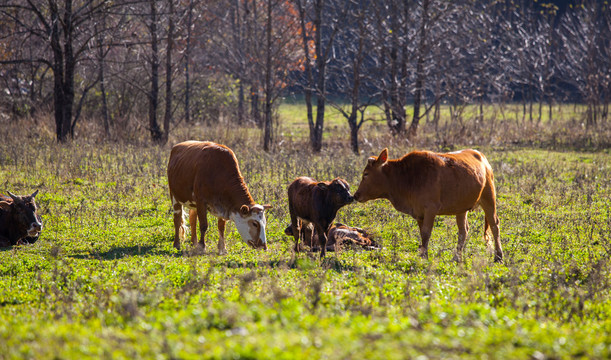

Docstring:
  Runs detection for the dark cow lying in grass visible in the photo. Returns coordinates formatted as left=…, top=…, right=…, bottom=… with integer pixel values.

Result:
left=284, top=222, right=378, bottom=252
left=287, top=177, right=354, bottom=259
left=0, top=190, right=43, bottom=247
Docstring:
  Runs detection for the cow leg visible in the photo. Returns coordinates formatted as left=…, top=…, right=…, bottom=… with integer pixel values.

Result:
left=217, top=218, right=227, bottom=255
left=480, top=188, right=503, bottom=263
left=482, top=204, right=502, bottom=263
left=196, top=202, right=209, bottom=250
left=289, top=206, right=301, bottom=253
left=316, top=224, right=329, bottom=260
left=189, top=209, right=198, bottom=246
left=172, top=201, right=184, bottom=250
left=453, top=212, right=469, bottom=262
left=417, top=213, right=436, bottom=259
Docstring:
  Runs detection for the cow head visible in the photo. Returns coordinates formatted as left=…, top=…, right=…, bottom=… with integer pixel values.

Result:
left=318, top=178, right=354, bottom=207
left=232, top=204, right=272, bottom=250
left=354, top=148, right=389, bottom=202
left=0, top=190, right=43, bottom=242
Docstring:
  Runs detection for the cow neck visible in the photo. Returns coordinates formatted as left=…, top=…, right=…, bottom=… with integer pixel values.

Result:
left=225, top=176, right=255, bottom=214
left=382, top=160, right=403, bottom=200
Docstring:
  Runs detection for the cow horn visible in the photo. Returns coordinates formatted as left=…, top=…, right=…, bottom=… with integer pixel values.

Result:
left=7, top=191, right=18, bottom=201
left=30, top=190, right=39, bottom=198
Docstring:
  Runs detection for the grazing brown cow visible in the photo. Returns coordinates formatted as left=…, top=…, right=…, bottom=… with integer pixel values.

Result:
left=0, top=191, right=43, bottom=247
left=167, top=141, right=271, bottom=254
left=284, top=222, right=377, bottom=251
left=354, top=148, right=503, bottom=262
left=287, top=177, right=354, bottom=259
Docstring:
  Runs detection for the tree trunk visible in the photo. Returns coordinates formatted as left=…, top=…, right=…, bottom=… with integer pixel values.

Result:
left=49, top=0, right=74, bottom=142
left=312, top=0, right=331, bottom=152
left=238, top=81, right=244, bottom=125
left=349, top=111, right=359, bottom=154
left=296, top=0, right=315, bottom=145
left=184, top=0, right=194, bottom=124
left=148, top=0, right=162, bottom=142
left=548, top=98, right=553, bottom=124
left=312, top=0, right=325, bottom=152
left=251, top=86, right=261, bottom=127
left=385, top=0, right=406, bottom=135
left=95, top=19, right=110, bottom=137
left=409, top=0, right=429, bottom=138
left=263, top=0, right=273, bottom=152
left=162, top=0, right=175, bottom=144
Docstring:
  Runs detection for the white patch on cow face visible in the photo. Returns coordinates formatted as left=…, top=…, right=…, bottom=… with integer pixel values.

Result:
left=230, top=205, right=268, bottom=250
left=27, top=216, right=43, bottom=237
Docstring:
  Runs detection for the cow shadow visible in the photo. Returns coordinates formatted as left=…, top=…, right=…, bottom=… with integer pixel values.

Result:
left=67, top=244, right=181, bottom=260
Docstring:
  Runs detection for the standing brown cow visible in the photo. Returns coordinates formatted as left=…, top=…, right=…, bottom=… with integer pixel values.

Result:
left=353, top=148, right=503, bottom=262
left=167, top=141, right=271, bottom=254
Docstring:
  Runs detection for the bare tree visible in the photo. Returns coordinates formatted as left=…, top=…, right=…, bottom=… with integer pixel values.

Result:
left=559, top=0, right=611, bottom=127
left=327, top=0, right=375, bottom=153
left=0, top=0, right=111, bottom=141
left=294, top=0, right=346, bottom=152
left=370, top=0, right=412, bottom=135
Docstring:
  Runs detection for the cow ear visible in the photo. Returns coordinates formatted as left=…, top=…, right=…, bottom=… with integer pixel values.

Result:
left=0, top=201, right=11, bottom=211
left=262, top=204, right=272, bottom=210
left=317, top=182, right=328, bottom=190
left=240, top=205, right=250, bottom=216
left=377, top=148, right=388, bottom=164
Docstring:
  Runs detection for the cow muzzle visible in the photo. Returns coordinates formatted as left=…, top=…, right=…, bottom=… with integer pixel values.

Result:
left=247, top=238, right=267, bottom=250
left=28, top=222, right=42, bottom=237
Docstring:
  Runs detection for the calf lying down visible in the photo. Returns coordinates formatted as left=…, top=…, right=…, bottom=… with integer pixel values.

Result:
left=284, top=222, right=378, bottom=252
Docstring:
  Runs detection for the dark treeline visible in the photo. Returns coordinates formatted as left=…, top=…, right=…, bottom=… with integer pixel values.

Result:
left=0, top=0, right=609, bottom=152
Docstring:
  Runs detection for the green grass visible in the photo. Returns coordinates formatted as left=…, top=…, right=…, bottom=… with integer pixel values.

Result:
left=1, top=106, right=611, bottom=359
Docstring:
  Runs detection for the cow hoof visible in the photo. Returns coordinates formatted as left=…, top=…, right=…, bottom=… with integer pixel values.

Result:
left=452, top=254, right=461, bottom=262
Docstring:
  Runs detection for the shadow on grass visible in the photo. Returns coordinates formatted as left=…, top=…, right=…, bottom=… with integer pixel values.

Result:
left=67, top=244, right=182, bottom=260
left=214, top=254, right=362, bottom=273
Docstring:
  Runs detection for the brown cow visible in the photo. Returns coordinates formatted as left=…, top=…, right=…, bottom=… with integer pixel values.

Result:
left=167, top=141, right=271, bottom=254
left=287, top=177, right=354, bottom=259
left=284, top=222, right=377, bottom=251
left=353, top=148, right=503, bottom=262
left=0, top=190, right=43, bottom=247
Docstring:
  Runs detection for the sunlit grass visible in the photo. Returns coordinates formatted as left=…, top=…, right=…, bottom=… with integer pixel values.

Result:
left=0, top=105, right=610, bottom=358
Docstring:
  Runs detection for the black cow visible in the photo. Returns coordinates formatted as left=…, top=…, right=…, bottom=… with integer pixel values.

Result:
left=287, top=177, right=354, bottom=259
left=0, top=190, right=43, bottom=247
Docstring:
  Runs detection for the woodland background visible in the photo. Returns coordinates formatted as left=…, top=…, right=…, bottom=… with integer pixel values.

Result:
left=0, top=0, right=610, bottom=152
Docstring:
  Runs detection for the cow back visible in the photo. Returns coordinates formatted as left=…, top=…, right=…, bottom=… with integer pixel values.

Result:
left=168, top=141, right=254, bottom=213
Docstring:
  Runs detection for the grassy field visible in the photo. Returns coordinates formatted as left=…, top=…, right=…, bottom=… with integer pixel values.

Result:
left=1, top=106, right=611, bottom=359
